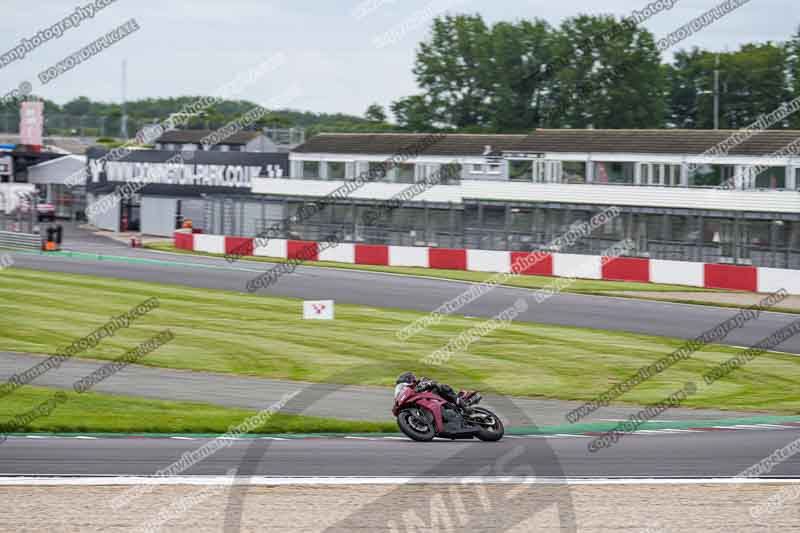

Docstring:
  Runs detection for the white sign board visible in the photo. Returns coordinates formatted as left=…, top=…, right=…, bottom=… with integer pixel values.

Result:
left=20, top=101, right=44, bottom=147
left=303, top=300, right=334, bottom=320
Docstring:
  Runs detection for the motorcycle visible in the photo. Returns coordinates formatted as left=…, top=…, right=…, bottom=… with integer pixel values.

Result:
left=392, top=382, right=504, bottom=442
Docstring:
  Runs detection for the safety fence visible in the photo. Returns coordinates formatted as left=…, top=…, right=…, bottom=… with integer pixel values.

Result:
left=0, top=230, right=41, bottom=250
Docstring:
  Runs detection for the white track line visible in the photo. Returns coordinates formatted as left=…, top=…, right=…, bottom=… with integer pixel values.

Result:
left=1, top=477, right=800, bottom=486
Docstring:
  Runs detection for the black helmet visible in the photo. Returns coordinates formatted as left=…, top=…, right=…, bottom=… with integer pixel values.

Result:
left=396, top=371, right=416, bottom=385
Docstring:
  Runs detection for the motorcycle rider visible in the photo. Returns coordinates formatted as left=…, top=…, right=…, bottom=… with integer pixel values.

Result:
left=396, top=372, right=466, bottom=410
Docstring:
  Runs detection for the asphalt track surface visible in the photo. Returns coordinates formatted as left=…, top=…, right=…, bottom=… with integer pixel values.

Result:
left=6, top=228, right=800, bottom=355
left=0, top=351, right=754, bottom=424
left=1, top=429, right=799, bottom=477
left=3, top=227, right=800, bottom=479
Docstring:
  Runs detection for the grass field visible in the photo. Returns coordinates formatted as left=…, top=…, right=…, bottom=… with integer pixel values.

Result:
left=145, top=242, right=718, bottom=293
left=1, top=267, right=799, bottom=413
left=0, top=385, right=396, bottom=434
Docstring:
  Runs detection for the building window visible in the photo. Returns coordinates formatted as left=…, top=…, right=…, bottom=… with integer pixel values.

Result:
left=640, top=163, right=681, bottom=186
left=369, top=162, right=387, bottom=179
left=328, top=162, right=346, bottom=180
left=754, top=167, right=786, bottom=189
left=594, top=162, right=634, bottom=184
left=664, top=164, right=681, bottom=186
left=470, top=164, right=484, bottom=174
left=690, top=164, right=734, bottom=187
left=397, top=163, right=415, bottom=184
left=509, top=160, right=532, bottom=182
left=439, top=163, right=462, bottom=184
left=641, top=164, right=652, bottom=184
left=562, top=162, right=586, bottom=183
left=302, top=161, right=320, bottom=178
left=487, top=163, right=503, bottom=175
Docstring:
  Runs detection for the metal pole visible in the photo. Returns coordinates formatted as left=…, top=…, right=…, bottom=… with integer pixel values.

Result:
left=121, top=59, right=128, bottom=139
left=713, top=54, right=720, bottom=130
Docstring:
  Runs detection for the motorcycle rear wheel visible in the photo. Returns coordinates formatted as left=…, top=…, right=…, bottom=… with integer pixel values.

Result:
left=397, top=409, right=435, bottom=442
left=472, top=407, right=505, bottom=442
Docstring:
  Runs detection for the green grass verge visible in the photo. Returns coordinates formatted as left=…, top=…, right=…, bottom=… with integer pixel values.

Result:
left=144, top=242, right=718, bottom=294
left=604, top=292, right=800, bottom=316
left=0, top=385, right=396, bottom=434
left=1, top=267, right=799, bottom=414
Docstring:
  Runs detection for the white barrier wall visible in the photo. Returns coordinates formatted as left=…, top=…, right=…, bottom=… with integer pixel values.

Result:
left=194, top=234, right=226, bottom=255
left=650, top=259, right=705, bottom=287
left=319, top=242, right=355, bottom=263
left=389, top=246, right=429, bottom=267
left=553, top=253, right=602, bottom=280
left=758, top=267, right=800, bottom=295
left=254, top=238, right=288, bottom=258
left=467, top=250, right=511, bottom=273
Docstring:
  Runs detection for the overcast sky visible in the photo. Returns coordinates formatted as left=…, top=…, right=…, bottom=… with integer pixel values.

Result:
left=1, top=0, right=797, bottom=118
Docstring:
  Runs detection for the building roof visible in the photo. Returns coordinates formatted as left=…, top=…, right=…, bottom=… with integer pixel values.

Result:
left=293, top=130, right=800, bottom=157
left=155, top=130, right=264, bottom=145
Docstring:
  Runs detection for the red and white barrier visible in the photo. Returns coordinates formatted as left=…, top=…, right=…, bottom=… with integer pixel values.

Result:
left=174, top=230, right=800, bottom=295
left=254, top=238, right=286, bottom=258
left=194, top=234, right=226, bottom=255
left=467, top=250, right=511, bottom=274
left=650, top=259, right=704, bottom=287
left=389, top=245, right=428, bottom=268
left=553, top=253, right=602, bottom=280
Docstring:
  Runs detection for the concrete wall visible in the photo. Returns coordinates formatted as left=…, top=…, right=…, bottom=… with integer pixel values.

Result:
left=141, top=197, right=177, bottom=237
left=87, top=193, right=120, bottom=232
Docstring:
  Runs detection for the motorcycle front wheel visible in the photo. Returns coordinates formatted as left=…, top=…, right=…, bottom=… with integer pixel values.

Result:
left=471, top=407, right=505, bottom=442
left=397, top=408, right=435, bottom=442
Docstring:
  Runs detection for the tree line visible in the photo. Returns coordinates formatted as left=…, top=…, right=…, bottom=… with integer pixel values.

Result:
left=385, top=14, right=800, bottom=132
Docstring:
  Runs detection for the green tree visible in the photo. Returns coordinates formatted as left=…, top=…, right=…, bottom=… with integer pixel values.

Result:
left=665, top=48, right=706, bottom=128
left=365, top=103, right=387, bottom=122
left=718, top=43, right=791, bottom=128
left=410, top=14, right=494, bottom=129
left=549, top=15, right=666, bottom=128
left=63, top=96, right=93, bottom=116
left=391, top=95, right=435, bottom=131
left=483, top=19, right=555, bottom=131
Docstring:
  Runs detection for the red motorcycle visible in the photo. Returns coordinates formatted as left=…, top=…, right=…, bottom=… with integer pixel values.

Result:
left=392, top=382, right=504, bottom=442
